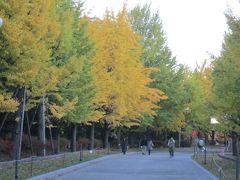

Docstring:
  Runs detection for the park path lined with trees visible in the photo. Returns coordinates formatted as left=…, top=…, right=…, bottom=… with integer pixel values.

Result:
left=0, top=0, right=239, bottom=179
left=29, top=152, right=217, bottom=180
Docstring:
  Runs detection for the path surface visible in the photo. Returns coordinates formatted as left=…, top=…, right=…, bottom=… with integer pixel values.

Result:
left=29, top=151, right=217, bottom=180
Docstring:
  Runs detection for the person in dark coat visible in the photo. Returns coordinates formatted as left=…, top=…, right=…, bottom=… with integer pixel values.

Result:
left=121, top=138, right=128, bottom=155
left=168, top=137, right=175, bottom=158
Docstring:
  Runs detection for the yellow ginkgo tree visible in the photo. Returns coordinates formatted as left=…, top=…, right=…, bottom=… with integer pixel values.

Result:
left=0, top=0, right=60, bottom=158
left=88, top=7, right=166, bottom=146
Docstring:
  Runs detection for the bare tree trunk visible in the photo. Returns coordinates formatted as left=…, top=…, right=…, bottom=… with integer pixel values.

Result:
left=204, top=133, right=208, bottom=146
left=232, top=132, right=238, bottom=156
left=117, top=129, right=121, bottom=148
left=30, top=105, right=38, bottom=128
left=15, top=87, right=26, bottom=160
left=26, top=112, right=33, bottom=155
left=0, top=113, right=10, bottom=135
left=90, top=124, right=95, bottom=150
left=104, top=129, right=110, bottom=149
left=129, top=132, right=133, bottom=147
left=49, top=127, right=54, bottom=154
left=164, top=131, right=168, bottom=147
left=178, top=131, right=181, bottom=147
left=71, top=123, right=77, bottom=152
left=211, top=130, right=215, bottom=145
left=55, top=130, right=60, bottom=154
left=38, top=96, right=46, bottom=156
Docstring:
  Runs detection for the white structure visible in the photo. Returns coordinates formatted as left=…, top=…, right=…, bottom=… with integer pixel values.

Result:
left=0, top=17, right=3, bottom=27
left=210, top=117, right=219, bottom=124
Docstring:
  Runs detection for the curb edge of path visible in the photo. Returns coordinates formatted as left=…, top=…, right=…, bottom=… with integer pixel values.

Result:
left=190, top=156, right=218, bottom=180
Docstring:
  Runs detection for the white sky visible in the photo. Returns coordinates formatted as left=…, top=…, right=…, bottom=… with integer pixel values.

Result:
left=83, top=0, right=240, bottom=69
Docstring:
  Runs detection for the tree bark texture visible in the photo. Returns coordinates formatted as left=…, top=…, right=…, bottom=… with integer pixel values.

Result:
left=15, top=87, right=26, bottom=160
left=90, top=124, right=95, bottom=150
left=71, top=123, right=77, bottom=152
left=232, top=132, right=239, bottom=156
left=38, top=96, right=46, bottom=156
left=104, top=129, right=110, bottom=149
left=55, top=130, right=60, bottom=154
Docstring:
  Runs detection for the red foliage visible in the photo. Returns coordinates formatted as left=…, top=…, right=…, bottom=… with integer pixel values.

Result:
left=0, top=138, right=15, bottom=158
left=77, top=138, right=90, bottom=149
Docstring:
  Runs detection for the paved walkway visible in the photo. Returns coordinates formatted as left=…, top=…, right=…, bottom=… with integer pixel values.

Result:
left=29, top=151, right=217, bottom=180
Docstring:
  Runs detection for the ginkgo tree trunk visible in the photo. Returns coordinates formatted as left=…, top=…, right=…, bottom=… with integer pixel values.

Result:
left=14, top=87, right=26, bottom=162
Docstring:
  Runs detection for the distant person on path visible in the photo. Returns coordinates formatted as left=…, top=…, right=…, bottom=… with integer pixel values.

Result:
left=197, top=138, right=205, bottom=152
left=168, top=137, right=175, bottom=158
left=140, top=136, right=147, bottom=155
left=147, top=138, right=154, bottom=155
left=121, top=138, right=128, bottom=155
left=225, top=137, right=232, bottom=152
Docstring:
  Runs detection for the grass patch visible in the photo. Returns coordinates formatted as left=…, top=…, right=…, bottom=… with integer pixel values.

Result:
left=0, top=149, right=121, bottom=180
left=192, top=153, right=236, bottom=180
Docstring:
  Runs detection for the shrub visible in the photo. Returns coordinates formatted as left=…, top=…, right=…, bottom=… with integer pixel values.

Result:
left=21, top=134, right=31, bottom=152
left=77, top=137, right=90, bottom=149
left=94, top=139, right=103, bottom=149
left=30, top=136, right=54, bottom=155
left=59, top=137, right=70, bottom=152
left=0, top=138, right=15, bottom=158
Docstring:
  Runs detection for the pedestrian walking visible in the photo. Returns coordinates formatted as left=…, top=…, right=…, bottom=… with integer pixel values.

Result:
left=225, top=137, right=232, bottom=152
left=168, top=137, right=175, bottom=158
left=147, top=138, right=154, bottom=155
left=121, top=138, right=128, bottom=155
left=197, top=138, right=205, bottom=152
left=140, top=136, right=147, bottom=155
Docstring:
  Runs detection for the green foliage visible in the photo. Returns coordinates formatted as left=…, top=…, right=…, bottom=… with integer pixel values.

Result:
left=88, top=7, right=164, bottom=128
left=130, top=4, right=185, bottom=132
left=212, top=12, right=240, bottom=132
left=182, top=67, right=212, bottom=132
left=0, top=0, right=60, bottom=111
left=0, top=0, right=95, bottom=124
left=49, top=0, right=95, bottom=125
left=1, top=0, right=238, bottom=146
left=130, top=4, right=171, bottom=67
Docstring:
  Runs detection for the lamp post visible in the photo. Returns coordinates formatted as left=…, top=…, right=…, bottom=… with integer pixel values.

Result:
left=0, top=17, right=3, bottom=27
left=210, top=117, right=219, bottom=145
left=236, top=138, right=239, bottom=180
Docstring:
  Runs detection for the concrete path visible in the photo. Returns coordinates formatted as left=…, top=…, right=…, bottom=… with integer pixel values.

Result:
left=29, top=151, right=217, bottom=180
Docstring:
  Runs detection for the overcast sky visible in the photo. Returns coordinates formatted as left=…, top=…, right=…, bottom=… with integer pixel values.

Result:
left=83, top=0, right=240, bottom=69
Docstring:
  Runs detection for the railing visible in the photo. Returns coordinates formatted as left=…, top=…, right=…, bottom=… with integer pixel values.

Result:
left=194, top=147, right=237, bottom=180
left=210, top=152, right=227, bottom=179
left=0, top=148, right=119, bottom=180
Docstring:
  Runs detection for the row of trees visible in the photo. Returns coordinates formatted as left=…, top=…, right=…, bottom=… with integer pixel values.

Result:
left=211, top=11, right=240, bottom=154
left=0, top=1, right=169, bottom=158
left=0, top=0, right=239, bottom=159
